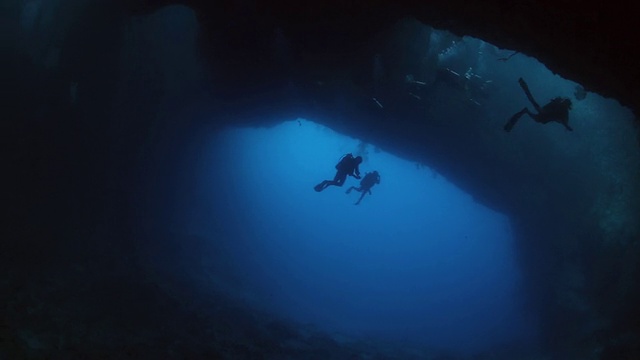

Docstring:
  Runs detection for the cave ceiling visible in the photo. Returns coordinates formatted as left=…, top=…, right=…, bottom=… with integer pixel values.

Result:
left=127, top=0, right=639, bottom=121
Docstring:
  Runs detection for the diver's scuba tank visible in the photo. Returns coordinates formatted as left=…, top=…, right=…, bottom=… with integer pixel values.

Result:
left=335, top=153, right=353, bottom=170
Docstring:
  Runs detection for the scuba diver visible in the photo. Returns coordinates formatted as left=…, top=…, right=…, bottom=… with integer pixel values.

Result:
left=346, top=171, right=381, bottom=205
left=314, top=153, right=362, bottom=192
left=504, top=77, right=573, bottom=132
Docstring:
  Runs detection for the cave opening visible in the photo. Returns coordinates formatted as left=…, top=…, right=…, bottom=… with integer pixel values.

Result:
left=176, top=119, right=538, bottom=355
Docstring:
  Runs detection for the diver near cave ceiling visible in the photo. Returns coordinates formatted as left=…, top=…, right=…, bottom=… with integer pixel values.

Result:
left=504, top=77, right=574, bottom=132
left=346, top=170, right=380, bottom=205
left=314, top=153, right=362, bottom=192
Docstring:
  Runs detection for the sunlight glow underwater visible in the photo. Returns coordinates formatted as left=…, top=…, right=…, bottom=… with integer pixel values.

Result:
left=202, top=119, right=538, bottom=355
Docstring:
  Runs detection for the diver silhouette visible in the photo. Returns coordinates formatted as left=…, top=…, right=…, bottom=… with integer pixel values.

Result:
left=314, top=153, right=362, bottom=192
left=346, top=170, right=380, bottom=205
left=504, top=78, right=573, bottom=132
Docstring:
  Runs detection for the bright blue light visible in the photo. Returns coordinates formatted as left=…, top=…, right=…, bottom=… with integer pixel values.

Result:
left=199, top=119, right=537, bottom=355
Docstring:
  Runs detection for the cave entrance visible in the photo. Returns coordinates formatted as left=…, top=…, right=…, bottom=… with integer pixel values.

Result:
left=191, top=119, right=539, bottom=355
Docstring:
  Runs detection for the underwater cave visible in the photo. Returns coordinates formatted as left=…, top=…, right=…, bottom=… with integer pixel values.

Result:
left=4, top=1, right=640, bottom=359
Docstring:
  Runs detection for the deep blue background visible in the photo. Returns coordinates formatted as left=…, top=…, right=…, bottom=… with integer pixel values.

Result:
left=186, top=120, right=537, bottom=355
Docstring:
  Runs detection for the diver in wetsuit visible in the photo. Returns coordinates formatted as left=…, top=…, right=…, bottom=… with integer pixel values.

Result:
left=504, top=78, right=573, bottom=132
left=346, top=170, right=381, bottom=205
left=314, top=153, right=362, bottom=192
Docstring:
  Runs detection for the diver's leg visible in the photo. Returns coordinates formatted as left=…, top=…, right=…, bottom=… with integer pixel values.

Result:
left=334, top=172, right=348, bottom=187
left=314, top=180, right=330, bottom=192
left=355, top=187, right=371, bottom=205
left=316, top=173, right=346, bottom=191
left=324, top=180, right=338, bottom=187
left=518, top=78, right=542, bottom=112
left=320, top=172, right=347, bottom=190
left=504, top=108, right=528, bottom=132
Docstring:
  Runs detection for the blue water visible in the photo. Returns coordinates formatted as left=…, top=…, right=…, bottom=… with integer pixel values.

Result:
left=147, top=9, right=618, bottom=355
left=188, top=119, right=538, bottom=355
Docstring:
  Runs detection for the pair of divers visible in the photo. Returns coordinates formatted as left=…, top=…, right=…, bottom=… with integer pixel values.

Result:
left=314, top=153, right=381, bottom=205
left=504, top=77, right=573, bottom=132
